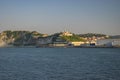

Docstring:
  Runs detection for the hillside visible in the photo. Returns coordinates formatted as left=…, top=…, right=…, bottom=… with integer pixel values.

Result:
left=0, top=30, right=111, bottom=47
left=79, top=33, right=108, bottom=38
left=0, top=30, right=44, bottom=47
left=109, top=35, right=120, bottom=39
left=51, top=32, right=85, bottom=42
left=61, top=34, right=85, bottom=42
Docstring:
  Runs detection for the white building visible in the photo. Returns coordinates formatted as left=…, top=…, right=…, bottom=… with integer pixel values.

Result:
left=60, top=31, right=73, bottom=36
left=96, top=39, right=120, bottom=47
left=68, top=41, right=84, bottom=46
left=112, top=39, right=120, bottom=46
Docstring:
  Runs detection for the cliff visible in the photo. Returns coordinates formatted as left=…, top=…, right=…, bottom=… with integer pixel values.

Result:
left=0, top=30, right=43, bottom=47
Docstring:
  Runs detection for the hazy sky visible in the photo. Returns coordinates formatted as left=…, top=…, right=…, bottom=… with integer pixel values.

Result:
left=0, top=0, right=120, bottom=35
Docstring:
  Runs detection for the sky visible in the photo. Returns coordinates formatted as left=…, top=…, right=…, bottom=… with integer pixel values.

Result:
left=0, top=0, right=120, bottom=35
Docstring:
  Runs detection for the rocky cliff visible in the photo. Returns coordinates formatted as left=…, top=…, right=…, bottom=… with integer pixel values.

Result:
left=0, top=30, right=43, bottom=47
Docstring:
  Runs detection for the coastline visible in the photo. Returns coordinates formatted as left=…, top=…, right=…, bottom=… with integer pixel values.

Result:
left=0, top=45, right=120, bottom=48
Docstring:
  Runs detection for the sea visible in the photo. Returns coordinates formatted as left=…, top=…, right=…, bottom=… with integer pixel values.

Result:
left=0, top=48, right=120, bottom=80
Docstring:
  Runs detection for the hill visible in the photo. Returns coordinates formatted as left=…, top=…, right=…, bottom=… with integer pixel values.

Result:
left=0, top=30, right=44, bottom=47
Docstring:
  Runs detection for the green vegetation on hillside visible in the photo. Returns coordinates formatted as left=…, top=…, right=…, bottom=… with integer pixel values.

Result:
left=61, top=34, right=85, bottom=42
left=79, top=33, right=107, bottom=37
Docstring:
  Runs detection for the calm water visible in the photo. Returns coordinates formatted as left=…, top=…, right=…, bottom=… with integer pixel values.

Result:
left=0, top=48, right=120, bottom=80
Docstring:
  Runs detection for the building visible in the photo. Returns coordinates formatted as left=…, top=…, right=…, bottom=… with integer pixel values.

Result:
left=42, top=34, right=48, bottom=37
left=51, top=42, right=68, bottom=47
left=51, top=36, right=68, bottom=47
left=68, top=41, right=84, bottom=46
left=96, top=39, right=120, bottom=47
left=60, top=31, right=73, bottom=36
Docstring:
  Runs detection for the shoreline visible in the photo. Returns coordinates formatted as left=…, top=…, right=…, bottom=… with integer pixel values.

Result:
left=0, top=46, right=120, bottom=48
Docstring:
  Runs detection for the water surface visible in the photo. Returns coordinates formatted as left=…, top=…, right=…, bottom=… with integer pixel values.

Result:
left=0, top=48, right=120, bottom=80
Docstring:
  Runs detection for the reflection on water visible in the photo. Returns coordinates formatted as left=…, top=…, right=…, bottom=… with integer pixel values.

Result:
left=0, top=48, right=120, bottom=80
